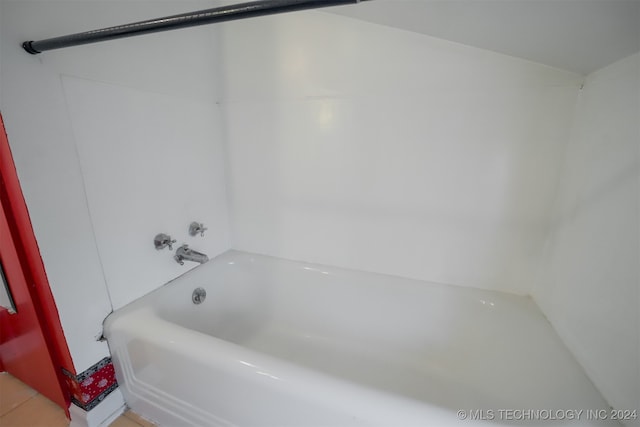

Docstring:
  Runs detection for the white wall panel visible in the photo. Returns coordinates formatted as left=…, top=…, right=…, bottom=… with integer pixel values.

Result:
left=0, top=0, right=228, bottom=372
left=221, top=12, right=582, bottom=294
left=533, top=53, right=640, bottom=425
left=62, top=76, right=230, bottom=310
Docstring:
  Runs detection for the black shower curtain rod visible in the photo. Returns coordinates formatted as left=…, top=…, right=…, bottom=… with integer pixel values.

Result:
left=22, top=0, right=365, bottom=54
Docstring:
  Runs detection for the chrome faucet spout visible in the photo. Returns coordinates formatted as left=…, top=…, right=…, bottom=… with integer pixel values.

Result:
left=174, top=244, right=209, bottom=266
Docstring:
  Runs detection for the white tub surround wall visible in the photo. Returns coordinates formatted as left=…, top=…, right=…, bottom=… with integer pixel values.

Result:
left=221, top=12, right=582, bottom=295
left=61, top=77, right=230, bottom=310
left=533, top=53, right=640, bottom=426
left=0, top=0, right=229, bottom=376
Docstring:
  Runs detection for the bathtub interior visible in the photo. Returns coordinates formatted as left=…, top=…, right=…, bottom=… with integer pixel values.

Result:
left=143, top=251, right=612, bottom=416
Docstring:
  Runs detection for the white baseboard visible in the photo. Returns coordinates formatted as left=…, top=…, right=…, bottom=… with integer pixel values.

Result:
left=69, top=389, right=126, bottom=427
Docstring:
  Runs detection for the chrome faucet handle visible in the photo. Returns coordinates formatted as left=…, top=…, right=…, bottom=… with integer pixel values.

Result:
left=154, top=233, right=176, bottom=250
left=189, top=222, right=207, bottom=237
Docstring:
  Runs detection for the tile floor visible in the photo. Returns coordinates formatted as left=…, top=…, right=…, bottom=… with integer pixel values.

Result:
left=0, top=372, right=155, bottom=427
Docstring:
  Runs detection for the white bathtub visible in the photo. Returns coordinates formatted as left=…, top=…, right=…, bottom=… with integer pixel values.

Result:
left=104, top=251, right=617, bottom=427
